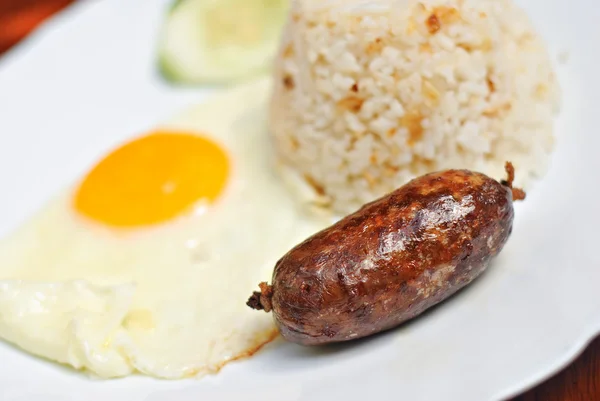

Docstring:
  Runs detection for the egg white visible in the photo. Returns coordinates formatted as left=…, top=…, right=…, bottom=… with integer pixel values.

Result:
left=0, top=78, right=327, bottom=379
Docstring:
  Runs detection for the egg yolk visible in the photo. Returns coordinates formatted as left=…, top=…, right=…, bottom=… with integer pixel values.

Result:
left=74, top=131, right=229, bottom=227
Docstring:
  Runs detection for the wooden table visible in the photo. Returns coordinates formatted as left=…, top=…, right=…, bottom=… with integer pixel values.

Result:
left=0, top=1, right=599, bottom=400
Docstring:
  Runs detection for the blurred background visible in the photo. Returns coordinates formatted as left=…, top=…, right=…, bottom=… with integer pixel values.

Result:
left=0, top=0, right=73, bottom=54
left=0, top=1, right=598, bottom=400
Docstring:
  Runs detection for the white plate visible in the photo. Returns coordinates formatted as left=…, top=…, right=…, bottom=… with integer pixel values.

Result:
left=0, top=0, right=597, bottom=400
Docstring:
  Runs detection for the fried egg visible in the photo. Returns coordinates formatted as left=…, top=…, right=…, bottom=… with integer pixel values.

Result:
left=0, top=78, right=326, bottom=379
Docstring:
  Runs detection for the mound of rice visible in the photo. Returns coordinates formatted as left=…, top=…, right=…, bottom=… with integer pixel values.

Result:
left=269, top=0, right=560, bottom=214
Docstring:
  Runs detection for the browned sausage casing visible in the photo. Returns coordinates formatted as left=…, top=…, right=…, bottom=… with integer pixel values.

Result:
left=248, top=164, right=525, bottom=345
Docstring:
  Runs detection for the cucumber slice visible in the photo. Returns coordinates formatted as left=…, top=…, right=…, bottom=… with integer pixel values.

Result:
left=157, top=0, right=290, bottom=84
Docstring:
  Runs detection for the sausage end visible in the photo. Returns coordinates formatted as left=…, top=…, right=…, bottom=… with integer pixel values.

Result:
left=246, top=282, right=274, bottom=312
left=501, top=161, right=526, bottom=201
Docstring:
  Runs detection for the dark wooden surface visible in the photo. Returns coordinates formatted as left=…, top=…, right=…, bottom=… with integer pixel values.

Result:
left=0, top=0, right=73, bottom=53
left=0, top=1, right=599, bottom=400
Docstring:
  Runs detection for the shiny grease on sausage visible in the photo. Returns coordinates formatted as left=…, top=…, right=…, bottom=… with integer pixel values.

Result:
left=248, top=163, right=525, bottom=345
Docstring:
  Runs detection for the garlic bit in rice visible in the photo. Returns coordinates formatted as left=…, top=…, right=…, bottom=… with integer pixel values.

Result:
left=269, top=0, right=560, bottom=215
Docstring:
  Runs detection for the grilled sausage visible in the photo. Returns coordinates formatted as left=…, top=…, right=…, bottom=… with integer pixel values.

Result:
left=247, top=162, right=525, bottom=345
